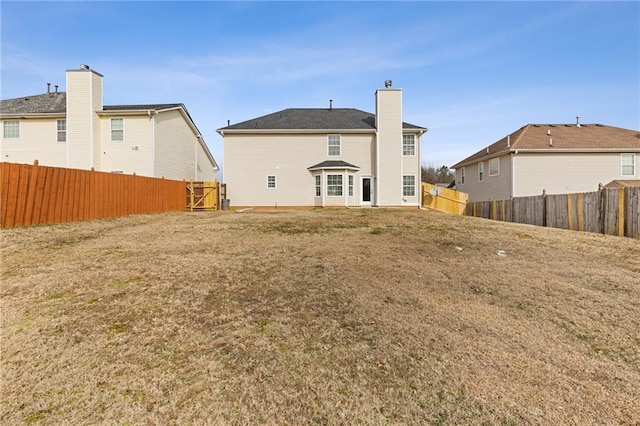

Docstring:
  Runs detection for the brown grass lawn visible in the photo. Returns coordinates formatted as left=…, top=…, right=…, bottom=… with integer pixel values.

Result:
left=1, top=208, right=639, bottom=425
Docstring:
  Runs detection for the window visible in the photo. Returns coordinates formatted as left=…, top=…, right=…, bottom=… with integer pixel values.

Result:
left=3, top=120, right=19, bottom=138
left=489, top=158, right=500, bottom=176
left=327, top=174, right=343, bottom=196
left=57, top=119, right=66, bottom=142
left=315, top=175, right=321, bottom=196
left=111, top=118, right=123, bottom=141
left=267, top=175, right=276, bottom=189
left=328, top=134, right=341, bottom=156
left=478, top=161, right=484, bottom=182
left=403, top=134, right=415, bottom=156
left=403, top=175, right=416, bottom=197
left=348, top=175, right=354, bottom=196
left=460, top=167, right=465, bottom=184
left=622, top=153, right=635, bottom=176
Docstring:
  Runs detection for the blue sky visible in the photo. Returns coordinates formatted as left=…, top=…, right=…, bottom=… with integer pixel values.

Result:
left=1, top=1, right=639, bottom=175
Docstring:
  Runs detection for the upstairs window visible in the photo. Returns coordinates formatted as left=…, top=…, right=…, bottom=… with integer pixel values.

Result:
left=403, top=134, right=415, bottom=156
left=57, top=119, right=66, bottom=142
left=327, top=174, right=343, bottom=196
left=111, top=118, right=124, bottom=141
left=328, top=134, right=341, bottom=156
left=622, top=153, right=635, bottom=176
left=460, top=167, right=465, bottom=184
left=403, top=175, right=416, bottom=197
left=3, top=120, right=19, bottom=138
left=489, top=158, right=500, bottom=176
left=267, top=175, right=276, bottom=189
left=478, top=161, right=484, bottom=182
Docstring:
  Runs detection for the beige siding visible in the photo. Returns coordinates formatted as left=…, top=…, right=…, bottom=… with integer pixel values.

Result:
left=456, top=154, right=512, bottom=202
left=196, top=140, right=218, bottom=181
left=154, top=110, right=199, bottom=180
left=98, top=115, right=153, bottom=176
left=0, top=118, right=67, bottom=167
left=66, top=69, right=102, bottom=170
left=513, top=152, right=637, bottom=196
left=224, top=133, right=375, bottom=207
left=375, top=89, right=403, bottom=206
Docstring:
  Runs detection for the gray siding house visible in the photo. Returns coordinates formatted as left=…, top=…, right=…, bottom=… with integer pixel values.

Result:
left=452, top=122, right=640, bottom=202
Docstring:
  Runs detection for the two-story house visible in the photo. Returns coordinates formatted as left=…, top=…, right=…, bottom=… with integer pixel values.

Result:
left=452, top=121, right=640, bottom=202
left=0, top=65, right=218, bottom=181
left=217, top=81, right=427, bottom=209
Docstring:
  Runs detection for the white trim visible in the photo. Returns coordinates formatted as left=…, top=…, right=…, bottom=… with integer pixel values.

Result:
left=267, top=175, right=277, bottom=189
left=621, top=153, right=636, bottom=176
left=361, top=175, right=373, bottom=206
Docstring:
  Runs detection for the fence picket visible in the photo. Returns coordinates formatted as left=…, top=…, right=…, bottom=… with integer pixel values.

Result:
left=0, top=162, right=188, bottom=228
left=466, top=187, right=639, bottom=238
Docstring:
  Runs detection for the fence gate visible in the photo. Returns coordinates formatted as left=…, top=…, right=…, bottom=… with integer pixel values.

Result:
left=187, top=181, right=220, bottom=211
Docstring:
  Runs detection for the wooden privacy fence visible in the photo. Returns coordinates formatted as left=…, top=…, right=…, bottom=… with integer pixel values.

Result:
left=1, top=161, right=187, bottom=228
left=421, top=183, right=468, bottom=215
left=465, top=188, right=640, bottom=238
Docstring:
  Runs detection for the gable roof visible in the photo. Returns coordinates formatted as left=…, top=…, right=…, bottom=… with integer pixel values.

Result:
left=452, top=123, right=640, bottom=169
left=217, top=108, right=425, bottom=132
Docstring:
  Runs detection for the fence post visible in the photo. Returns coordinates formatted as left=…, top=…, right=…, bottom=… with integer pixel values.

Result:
left=618, top=188, right=625, bottom=237
left=567, top=193, right=574, bottom=231
left=542, top=189, right=547, bottom=228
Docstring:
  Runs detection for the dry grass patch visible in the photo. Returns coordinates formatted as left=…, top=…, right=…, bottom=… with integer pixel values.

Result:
left=1, top=209, right=639, bottom=425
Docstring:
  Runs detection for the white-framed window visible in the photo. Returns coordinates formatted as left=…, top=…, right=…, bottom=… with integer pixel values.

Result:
left=57, top=119, right=66, bottom=142
left=489, top=158, right=500, bottom=176
left=622, top=153, right=635, bottom=176
left=111, top=118, right=124, bottom=141
left=315, top=175, right=321, bottom=196
left=478, top=161, right=484, bottom=182
left=348, top=175, right=354, bottom=196
left=3, top=120, right=19, bottom=138
left=327, top=174, right=343, bottom=196
left=267, top=175, right=276, bottom=189
left=403, top=175, right=416, bottom=197
left=328, top=134, right=341, bottom=156
left=460, top=167, right=465, bottom=184
left=402, top=134, right=415, bottom=156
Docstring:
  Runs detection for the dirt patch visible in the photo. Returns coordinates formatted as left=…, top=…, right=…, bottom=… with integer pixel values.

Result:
left=1, top=209, right=639, bottom=424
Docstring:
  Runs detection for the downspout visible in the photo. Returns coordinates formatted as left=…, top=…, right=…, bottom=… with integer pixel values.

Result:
left=149, top=111, right=155, bottom=177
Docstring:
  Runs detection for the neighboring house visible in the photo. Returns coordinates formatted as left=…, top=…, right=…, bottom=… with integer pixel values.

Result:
left=217, top=81, right=427, bottom=208
left=0, top=65, right=218, bottom=181
left=452, top=121, right=640, bottom=202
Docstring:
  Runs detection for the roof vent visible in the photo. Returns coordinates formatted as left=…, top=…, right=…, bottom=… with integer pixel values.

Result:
left=576, top=116, right=581, bottom=127
left=80, top=64, right=90, bottom=70
left=329, top=99, right=333, bottom=110
left=384, top=80, right=392, bottom=88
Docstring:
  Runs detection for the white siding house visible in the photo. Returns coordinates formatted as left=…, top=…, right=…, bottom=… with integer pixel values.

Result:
left=452, top=122, right=640, bottom=202
left=0, top=65, right=218, bottom=181
left=218, top=81, right=427, bottom=209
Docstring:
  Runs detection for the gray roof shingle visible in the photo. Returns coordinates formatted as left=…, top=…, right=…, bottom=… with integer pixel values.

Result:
left=308, top=160, right=360, bottom=170
left=0, top=92, right=184, bottom=115
left=219, top=108, right=425, bottom=131
left=0, top=93, right=67, bottom=114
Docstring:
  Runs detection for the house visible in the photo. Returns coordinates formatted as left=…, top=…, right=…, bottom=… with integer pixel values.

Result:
left=217, top=81, right=427, bottom=209
left=451, top=121, right=640, bottom=202
left=0, top=65, right=218, bottom=181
